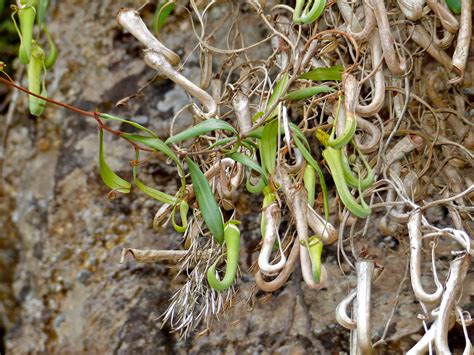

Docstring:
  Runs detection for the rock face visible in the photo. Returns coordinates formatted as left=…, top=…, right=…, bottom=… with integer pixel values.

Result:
left=1, top=1, right=472, bottom=354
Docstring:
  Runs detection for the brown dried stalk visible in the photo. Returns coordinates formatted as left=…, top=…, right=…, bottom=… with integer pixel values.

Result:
left=426, top=0, right=459, bottom=33
left=408, top=210, right=443, bottom=305
left=385, top=134, right=425, bottom=167
left=306, top=205, right=338, bottom=245
left=258, top=202, right=286, bottom=276
left=116, top=8, right=180, bottom=66
left=354, top=260, right=374, bottom=354
left=145, top=51, right=217, bottom=118
left=388, top=170, right=417, bottom=223
left=406, top=316, right=455, bottom=355
left=336, top=289, right=357, bottom=329
left=356, top=32, right=385, bottom=118
left=278, top=166, right=326, bottom=289
left=120, top=248, right=187, bottom=263
left=200, top=36, right=214, bottom=90
left=409, top=24, right=453, bottom=71
left=255, top=238, right=300, bottom=292
left=434, top=254, right=471, bottom=354
left=372, top=0, right=406, bottom=75
left=449, top=0, right=472, bottom=83
left=355, top=117, right=382, bottom=153
left=232, top=90, right=253, bottom=134
left=338, top=0, right=376, bottom=43
left=398, top=0, right=425, bottom=20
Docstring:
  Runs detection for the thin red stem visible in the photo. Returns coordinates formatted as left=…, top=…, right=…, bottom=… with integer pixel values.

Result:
left=1, top=75, right=154, bottom=153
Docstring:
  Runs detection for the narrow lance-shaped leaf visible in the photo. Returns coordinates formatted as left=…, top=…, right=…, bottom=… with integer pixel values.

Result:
left=165, top=119, right=237, bottom=145
left=132, top=152, right=178, bottom=205
left=122, top=133, right=182, bottom=172
left=283, top=85, right=335, bottom=101
left=153, top=1, right=176, bottom=33
left=445, top=0, right=461, bottom=14
left=249, top=122, right=307, bottom=142
left=208, top=137, right=235, bottom=150
left=98, top=129, right=131, bottom=194
left=299, top=65, right=344, bottom=81
left=135, top=177, right=178, bottom=204
left=100, top=113, right=158, bottom=138
left=251, top=111, right=264, bottom=124
left=259, top=119, right=279, bottom=176
left=246, top=126, right=263, bottom=139
left=227, top=151, right=268, bottom=183
left=239, top=139, right=258, bottom=151
left=289, top=122, right=308, bottom=145
left=186, top=157, right=224, bottom=244
left=304, top=165, right=316, bottom=207
left=327, top=95, right=356, bottom=149
left=292, top=130, right=329, bottom=222
left=37, top=0, right=49, bottom=26
left=322, top=147, right=371, bottom=218
left=266, top=73, right=289, bottom=118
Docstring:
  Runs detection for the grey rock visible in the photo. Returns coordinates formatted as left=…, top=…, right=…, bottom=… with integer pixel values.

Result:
left=76, top=270, right=93, bottom=285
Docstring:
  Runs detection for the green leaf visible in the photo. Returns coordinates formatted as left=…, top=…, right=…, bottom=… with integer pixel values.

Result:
left=153, top=1, right=175, bottom=34
left=322, top=146, right=371, bottom=218
left=259, top=119, right=279, bottom=175
left=248, top=123, right=306, bottom=142
left=289, top=123, right=309, bottom=147
left=133, top=163, right=178, bottom=204
left=291, top=129, right=329, bottom=221
left=266, top=73, right=289, bottom=117
left=304, top=165, right=316, bottom=207
left=121, top=133, right=182, bottom=171
left=135, top=177, right=178, bottom=204
left=283, top=85, right=335, bottom=101
left=445, top=0, right=461, bottom=14
left=246, top=126, right=263, bottom=139
left=133, top=151, right=181, bottom=226
left=240, top=138, right=258, bottom=151
left=299, top=65, right=343, bottom=81
left=165, top=119, right=237, bottom=145
left=328, top=104, right=356, bottom=149
left=100, top=113, right=157, bottom=138
left=98, top=130, right=131, bottom=194
left=37, top=0, right=49, bottom=26
left=340, top=151, right=374, bottom=191
left=251, top=111, right=264, bottom=123
left=227, top=152, right=268, bottom=183
left=208, top=137, right=235, bottom=150
left=186, top=157, right=224, bottom=244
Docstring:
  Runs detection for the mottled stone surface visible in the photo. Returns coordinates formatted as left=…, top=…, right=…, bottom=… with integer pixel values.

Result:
left=0, top=1, right=472, bottom=354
